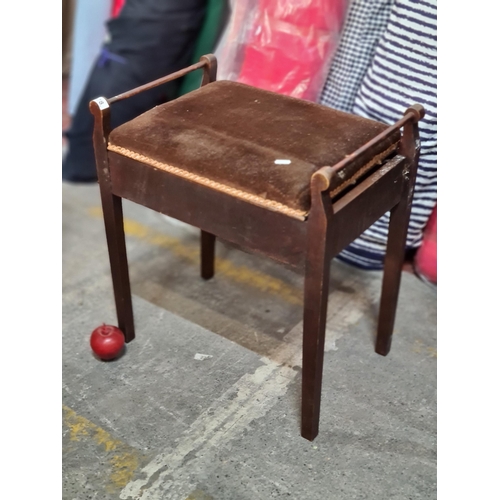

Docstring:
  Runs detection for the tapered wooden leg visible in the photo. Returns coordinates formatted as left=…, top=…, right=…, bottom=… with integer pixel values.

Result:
left=301, top=239, right=331, bottom=441
left=301, top=168, right=335, bottom=441
left=376, top=108, right=422, bottom=356
left=200, top=230, right=215, bottom=280
left=198, top=56, right=218, bottom=282
left=375, top=200, right=411, bottom=355
left=90, top=98, right=134, bottom=343
left=101, top=193, right=135, bottom=342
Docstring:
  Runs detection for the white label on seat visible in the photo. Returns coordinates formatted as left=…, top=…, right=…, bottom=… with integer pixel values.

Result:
left=274, top=159, right=291, bottom=165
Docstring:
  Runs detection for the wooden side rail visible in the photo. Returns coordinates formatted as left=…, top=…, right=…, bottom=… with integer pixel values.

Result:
left=89, top=54, right=217, bottom=109
left=312, top=104, right=425, bottom=194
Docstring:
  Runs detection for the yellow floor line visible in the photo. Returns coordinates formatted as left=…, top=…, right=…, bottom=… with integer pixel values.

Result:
left=63, top=405, right=144, bottom=492
left=185, top=490, right=214, bottom=500
left=88, top=207, right=302, bottom=306
left=412, top=339, right=437, bottom=358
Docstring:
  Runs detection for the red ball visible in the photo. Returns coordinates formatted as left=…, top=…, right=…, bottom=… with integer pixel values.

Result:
left=90, top=324, right=125, bottom=360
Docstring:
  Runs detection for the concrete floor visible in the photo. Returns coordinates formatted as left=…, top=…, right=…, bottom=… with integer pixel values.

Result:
left=62, top=181, right=437, bottom=500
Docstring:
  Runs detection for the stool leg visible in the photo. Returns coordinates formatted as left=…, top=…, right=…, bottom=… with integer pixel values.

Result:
left=90, top=99, right=134, bottom=343
left=200, top=230, right=215, bottom=280
left=376, top=113, right=420, bottom=356
left=301, top=169, right=334, bottom=441
left=375, top=201, right=410, bottom=355
left=301, top=241, right=331, bottom=441
left=199, top=55, right=217, bottom=281
left=101, top=193, right=135, bottom=343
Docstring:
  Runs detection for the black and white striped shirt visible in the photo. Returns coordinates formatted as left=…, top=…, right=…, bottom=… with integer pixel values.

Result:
left=321, top=0, right=437, bottom=269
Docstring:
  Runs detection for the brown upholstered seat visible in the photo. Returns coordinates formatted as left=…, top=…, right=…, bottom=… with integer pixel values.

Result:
left=108, top=81, right=400, bottom=220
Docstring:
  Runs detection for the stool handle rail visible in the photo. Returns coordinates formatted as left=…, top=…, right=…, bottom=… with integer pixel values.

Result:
left=312, top=104, right=425, bottom=192
left=105, top=54, right=216, bottom=105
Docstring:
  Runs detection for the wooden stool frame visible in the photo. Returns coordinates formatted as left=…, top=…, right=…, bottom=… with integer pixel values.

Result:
left=90, top=55, right=423, bottom=441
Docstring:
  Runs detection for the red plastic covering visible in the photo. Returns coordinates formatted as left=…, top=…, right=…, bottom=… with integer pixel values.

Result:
left=217, top=0, right=349, bottom=101
left=414, top=205, right=437, bottom=285
left=111, top=0, right=126, bottom=18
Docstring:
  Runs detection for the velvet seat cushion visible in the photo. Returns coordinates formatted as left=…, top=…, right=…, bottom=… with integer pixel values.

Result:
left=108, top=80, right=400, bottom=217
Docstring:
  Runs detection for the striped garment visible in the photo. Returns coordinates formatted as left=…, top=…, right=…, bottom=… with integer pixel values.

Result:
left=321, top=0, right=437, bottom=270
left=320, top=0, right=393, bottom=113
